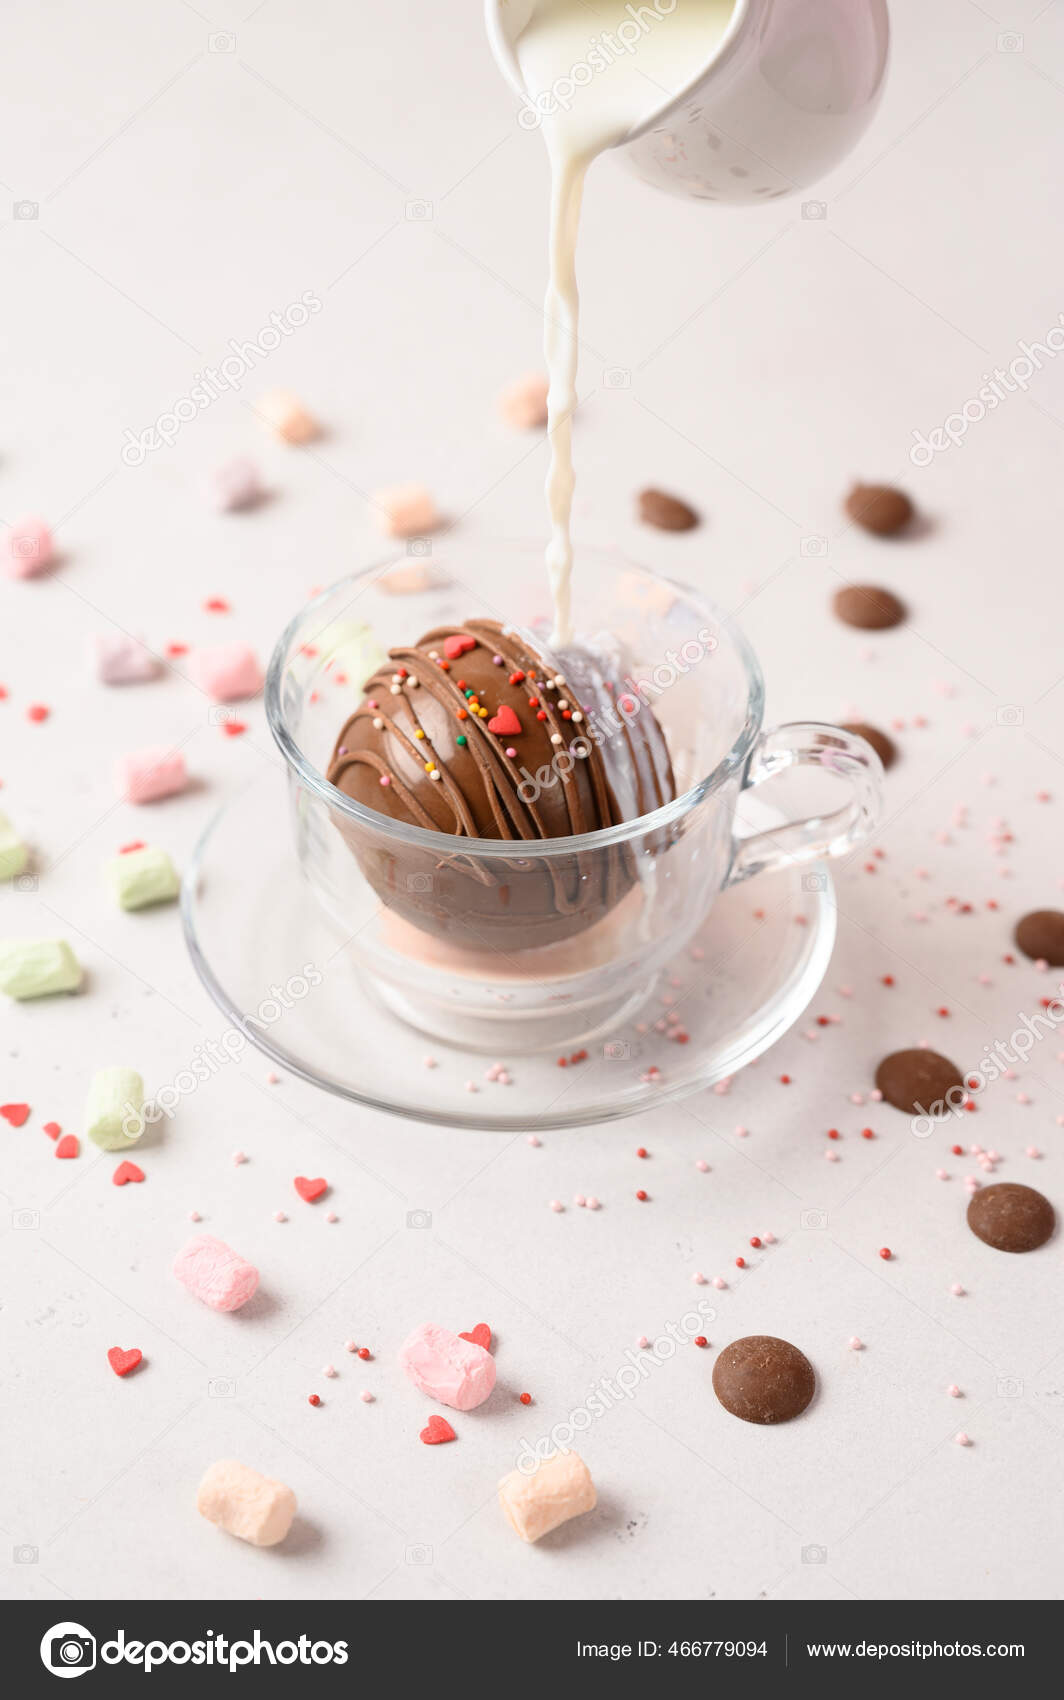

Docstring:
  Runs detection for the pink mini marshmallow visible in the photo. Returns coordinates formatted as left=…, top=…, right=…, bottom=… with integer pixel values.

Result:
left=189, top=642, right=263, bottom=702
left=499, top=371, right=549, bottom=429
left=115, top=746, right=188, bottom=804
left=92, top=631, right=159, bottom=685
left=212, top=457, right=263, bottom=511
left=173, top=1234, right=259, bottom=1311
left=372, top=483, right=439, bottom=539
left=3, top=515, right=53, bottom=578
left=398, top=1321, right=496, bottom=1411
left=258, top=389, right=319, bottom=443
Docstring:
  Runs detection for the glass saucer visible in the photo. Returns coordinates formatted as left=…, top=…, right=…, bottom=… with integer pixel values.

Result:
left=181, top=769, right=835, bottom=1132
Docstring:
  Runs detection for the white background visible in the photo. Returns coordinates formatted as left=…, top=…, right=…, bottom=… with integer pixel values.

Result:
left=2, top=0, right=1063, bottom=1603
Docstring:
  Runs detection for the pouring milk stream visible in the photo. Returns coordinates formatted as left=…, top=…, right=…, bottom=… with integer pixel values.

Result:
left=511, top=0, right=738, bottom=645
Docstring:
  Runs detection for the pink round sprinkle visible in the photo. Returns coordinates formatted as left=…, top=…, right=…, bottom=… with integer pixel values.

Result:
left=636, top=1335, right=650, bottom=1349
left=505, top=746, right=516, bottom=758
left=935, top=1168, right=949, bottom=1180
left=955, top=1431, right=971, bottom=1446
left=574, top=1194, right=586, bottom=1207
left=712, top=1275, right=727, bottom=1290
left=948, top=1384, right=961, bottom=1398
left=762, top=1231, right=776, bottom=1244
left=586, top=1196, right=600, bottom=1210
left=323, top=1364, right=337, bottom=1378
left=273, top=1210, right=287, bottom=1223
left=188, top=1210, right=201, bottom=1222
left=232, top=1150, right=247, bottom=1165
left=848, top=1336, right=863, bottom=1351
left=950, top=1282, right=965, bottom=1296
left=549, top=1199, right=564, bottom=1212
left=527, top=1134, right=541, bottom=1147
left=344, top=1340, right=358, bottom=1353
left=825, top=1148, right=839, bottom=1162
left=379, top=775, right=390, bottom=786
left=695, top=1158, right=709, bottom=1172
left=692, top=1271, right=706, bottom=1284
left=423, top=1055, right=438, bottom=1069
left=326, top=1210, right=338, bottom=1223
left=267, top=1072, right=281, bottom=1085
left=359, top=1389, right=374, bottom=1403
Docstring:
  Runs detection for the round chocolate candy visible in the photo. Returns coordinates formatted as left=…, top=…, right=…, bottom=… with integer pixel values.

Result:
left=712, top=1335, right=815, bottom=1425
left=875, top=1048, right=964, bottom=1116
left=844, top=482, right=914, bottom=536
left=1014, top=909, right=1064, bottom=965
left=833, top=585, right=906, bottom=630
left=841, top=722, right=897, bottom=771
left=638, top=488, right=699, bottom=532
left=967, top=1183, right=1055, bottom=1253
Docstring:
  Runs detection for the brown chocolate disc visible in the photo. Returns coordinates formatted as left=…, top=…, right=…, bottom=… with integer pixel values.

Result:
left=1014, top=909, right=1064, bottom=965
left=712, top=1335, right=815, bottom=1425
left=841, top=722, right=897, bottom=770
left=833, top=585, right=906, bottom=629
left=638, top=488, right=699, bottom=532
left=875, top=1048, right=965, bottom=1116
left=844, top=482, right=914, bottom=536
left=967, top=1182, right=1055, bottom=1253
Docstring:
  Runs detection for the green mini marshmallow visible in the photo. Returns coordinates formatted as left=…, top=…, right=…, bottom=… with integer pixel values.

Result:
left=106, top=845, right=180, bottom=911
left=86, top=1066, right=146, bottom=1149
left=0, top=812, right=28, bottom=882
left=0, top=938, right=82, bottom=999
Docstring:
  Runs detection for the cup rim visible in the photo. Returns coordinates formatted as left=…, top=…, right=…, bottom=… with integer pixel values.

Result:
left=265, top=550, right=766, bottom=860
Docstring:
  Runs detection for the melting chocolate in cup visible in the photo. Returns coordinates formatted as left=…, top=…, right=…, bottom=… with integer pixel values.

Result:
left=326, top=618, right=674, bottom=951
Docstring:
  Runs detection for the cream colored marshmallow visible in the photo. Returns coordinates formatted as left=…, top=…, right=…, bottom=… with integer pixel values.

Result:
left=196, top=1459, right=296, bottom=1547
left=498, top=1449, right=596, bottom=1543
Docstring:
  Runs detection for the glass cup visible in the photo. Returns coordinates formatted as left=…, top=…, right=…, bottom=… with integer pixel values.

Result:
left=266, top=543, right=881, bottom=1052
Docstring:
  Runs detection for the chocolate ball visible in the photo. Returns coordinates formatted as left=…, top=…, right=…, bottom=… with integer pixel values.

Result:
left=833, top=585, right=907, bottom=630
left=841, top=722, right=897, bottom=770
left=1014, top=909, right=1064, bottom=965
left=712, top=1336, right=816, bottom=1425
left=967, top=1183, right=1055, bottom=1253
left=845, top=482, right=914, bottom=536
left=326, top=618, right=675, bottom=950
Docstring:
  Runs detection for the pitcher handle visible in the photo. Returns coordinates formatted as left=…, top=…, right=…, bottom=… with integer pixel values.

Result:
left=727, top=722, right=882, bottom=886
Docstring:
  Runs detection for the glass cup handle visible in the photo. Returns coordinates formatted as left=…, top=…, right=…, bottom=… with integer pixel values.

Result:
left=727, top=722, right=883, bottom=886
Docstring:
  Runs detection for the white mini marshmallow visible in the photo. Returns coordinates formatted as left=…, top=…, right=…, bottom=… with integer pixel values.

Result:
left=91, top=632, right=159, bottom=685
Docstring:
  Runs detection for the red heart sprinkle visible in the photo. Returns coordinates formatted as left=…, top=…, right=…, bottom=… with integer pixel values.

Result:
left=294, top=1175, right=328, bottom=1202
left=443, top=634, right=476, bottom=660
left=55, top=1134, right=79, bottom=1159
left=420, top=1415, right=456, bottom=1445
left=221, top=720, right=247, bottom=737
left=42, top=1121, right=61, bottom=1140
left=113, top=1160, right=145, bottom=1186
left=165, top=641, right=188, bottom=657
left=1, top=1103, right=31, bottom=1127
left=107, top=1346, right=143, bottom=1378
left=487, top=704, right=522, bottom=738
left=458, top=1323, right=492, bottom=1352
left=204, top=597, right=230, bottom=613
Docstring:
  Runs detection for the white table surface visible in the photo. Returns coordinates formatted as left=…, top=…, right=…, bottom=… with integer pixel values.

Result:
left=2, top=0, right=1063, bottom=1603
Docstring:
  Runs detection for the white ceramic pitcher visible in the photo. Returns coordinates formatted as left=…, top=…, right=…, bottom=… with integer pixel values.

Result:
left=486, top=0, right=890, bottom=204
